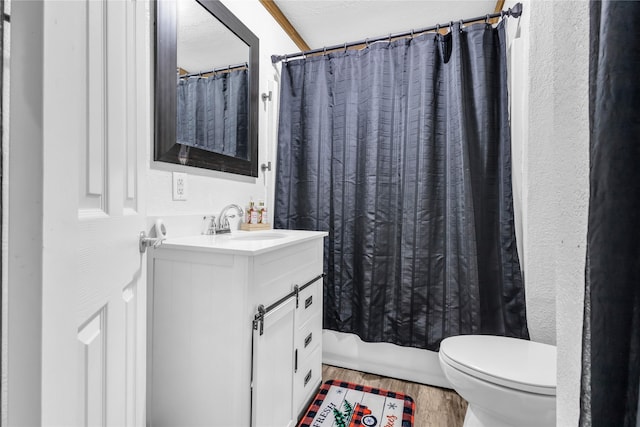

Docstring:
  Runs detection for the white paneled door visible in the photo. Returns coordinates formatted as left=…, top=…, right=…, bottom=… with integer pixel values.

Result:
left=41, top=1, right=149, bottom=425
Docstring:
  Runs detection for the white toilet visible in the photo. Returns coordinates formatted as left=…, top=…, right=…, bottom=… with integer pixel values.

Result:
left=439, top=335, right=556, bottom=427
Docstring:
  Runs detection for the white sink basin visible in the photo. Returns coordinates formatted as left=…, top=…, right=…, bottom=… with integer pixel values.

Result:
left=159, top=229, right=327, bottom=256
left=231, top=232, right=287, bottom=241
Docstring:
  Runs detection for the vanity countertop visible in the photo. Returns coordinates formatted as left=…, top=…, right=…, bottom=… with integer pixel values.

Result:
left=159, top=229, right=327, bottom=256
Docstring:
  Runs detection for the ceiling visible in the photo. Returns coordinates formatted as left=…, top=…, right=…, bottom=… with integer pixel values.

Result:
left=272, top=0, right=499, bottom=52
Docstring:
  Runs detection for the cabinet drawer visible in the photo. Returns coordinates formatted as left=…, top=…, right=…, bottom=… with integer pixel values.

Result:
left=296, top=279, right=321, bottom=328
left=252, top=239, right=324, bottom=308
left=293, top=345, right=322, bottom=417
left=295, top=312, right=321, bottom=366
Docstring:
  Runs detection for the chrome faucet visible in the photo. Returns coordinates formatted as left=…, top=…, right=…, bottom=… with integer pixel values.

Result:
left=217, top=204, right=245, bottom=234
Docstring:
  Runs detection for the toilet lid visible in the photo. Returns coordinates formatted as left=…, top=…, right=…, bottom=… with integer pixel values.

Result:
left=439, top=335, right=556, bottom=396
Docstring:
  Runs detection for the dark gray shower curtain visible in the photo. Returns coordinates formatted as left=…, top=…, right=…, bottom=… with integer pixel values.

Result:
left=580, top=2, right=640, bottom=426
left=274, top=21, right=528, bottom=351
left=176, top=69, right=248, bottom=159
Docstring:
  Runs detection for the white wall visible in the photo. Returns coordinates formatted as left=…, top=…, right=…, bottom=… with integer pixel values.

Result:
left=506, top=1, right=589, bottom=425
left=552, top=3, right=589, bottom=425
left=507, top=0, right=555, bottom=347
left=147, top=0, right=297, bottom=232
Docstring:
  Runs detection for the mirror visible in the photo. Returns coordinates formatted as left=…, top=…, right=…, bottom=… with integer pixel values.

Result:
left=155, top=0, right=259, bottom=176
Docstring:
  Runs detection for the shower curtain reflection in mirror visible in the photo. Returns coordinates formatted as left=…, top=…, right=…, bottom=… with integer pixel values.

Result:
left=176, top=67, right=249, bottom=159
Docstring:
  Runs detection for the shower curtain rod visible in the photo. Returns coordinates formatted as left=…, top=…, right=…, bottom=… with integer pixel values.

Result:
left=178, top=62, right=248, bottom=79
left=271, top=2, right=522, bottom=63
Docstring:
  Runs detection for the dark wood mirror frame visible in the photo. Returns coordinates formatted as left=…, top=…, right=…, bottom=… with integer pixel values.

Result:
left=154, top=0, right=259, bottom=177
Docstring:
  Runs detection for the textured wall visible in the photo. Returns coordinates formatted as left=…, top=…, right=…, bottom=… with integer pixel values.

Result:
left=147, top=0, right=298, bottom=227
left=510, top=0, right=558, bottom=346
left=552, top=2, right=589, bottom=425
left=506, top=1, right=589, bottom=425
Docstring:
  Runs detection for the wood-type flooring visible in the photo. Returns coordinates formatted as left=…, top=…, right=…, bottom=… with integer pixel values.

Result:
left=321, top=364, right=468, bottom=427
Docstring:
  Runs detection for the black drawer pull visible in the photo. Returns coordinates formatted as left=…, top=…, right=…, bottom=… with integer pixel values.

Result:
left=305, top=295, right=313, bottom=309
left=304, top=370, right=312, bottom=386
left=304, top=332, right=313, bottom=348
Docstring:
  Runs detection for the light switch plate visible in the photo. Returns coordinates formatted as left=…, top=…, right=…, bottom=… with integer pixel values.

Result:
left=172, top=172, right=187, bottom=201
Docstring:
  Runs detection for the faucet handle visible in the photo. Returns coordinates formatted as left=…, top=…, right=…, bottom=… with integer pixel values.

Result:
left=201, top=215, right=217, bottom=235
left=220, top=214, right=231, bottom=229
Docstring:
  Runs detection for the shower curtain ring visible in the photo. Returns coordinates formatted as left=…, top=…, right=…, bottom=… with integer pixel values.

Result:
left=500, top=10, right=505, bottom=18
left=365, top=38, right=369, bottom=47
left=323, top=46, right=327, bottom=55
left=388, top=33, right=392, bottom=43
left=485, top=14, right=490, bottom=24
left=436, top=24, right=440, bottom=34
left=449, top=21, right=454, bottom=33
left=459, top=19, right=464, bottom=31
left=344, top=42, right=348, bottom=52
left=410, top=29, right=414, bottom=38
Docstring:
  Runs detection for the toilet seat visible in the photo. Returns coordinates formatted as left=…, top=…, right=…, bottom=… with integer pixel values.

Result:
left=439, top=335, right=556, bottom=396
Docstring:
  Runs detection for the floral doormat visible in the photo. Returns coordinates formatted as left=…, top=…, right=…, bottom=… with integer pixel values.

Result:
left=298, top=380, right=415, bottom=427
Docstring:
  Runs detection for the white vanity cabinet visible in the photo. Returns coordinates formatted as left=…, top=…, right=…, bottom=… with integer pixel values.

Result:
left=147, top=230, right=326, bottom=427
